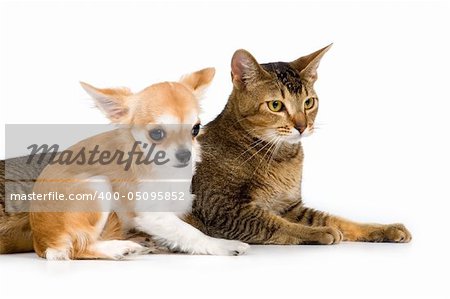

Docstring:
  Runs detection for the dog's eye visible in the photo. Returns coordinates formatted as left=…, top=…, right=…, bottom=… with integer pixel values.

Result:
left=267, top=100, right=284, bottom=112
left=304, top=97, right=315, bottom=110
left=192, top=124, right=201, bottom=137
left=149, top=128, right=166, bottom=141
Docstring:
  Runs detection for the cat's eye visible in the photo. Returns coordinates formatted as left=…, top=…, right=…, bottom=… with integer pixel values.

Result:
left=267, top=100, right=284, bottom=112
left=304, top=97, right=315, bottom=110
left=192, top=123, right=201, bottom=137
left=149, top=128, right=166, bottom=141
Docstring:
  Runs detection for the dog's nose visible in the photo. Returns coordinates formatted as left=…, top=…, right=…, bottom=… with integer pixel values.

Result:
left=175, top=149, right=191, bottom=164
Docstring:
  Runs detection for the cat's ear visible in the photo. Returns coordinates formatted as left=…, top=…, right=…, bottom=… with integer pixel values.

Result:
left=290, top=44, right=332, bottom=84
left=80, top=82, right=131, bottom=122
left=180, top=67, right=215, bottom=98
left=231, top=49, right=268, bottom=89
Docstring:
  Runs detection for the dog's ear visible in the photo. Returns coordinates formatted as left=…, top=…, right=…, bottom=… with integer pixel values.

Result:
left=80, top=82, right=131, bottom=122
left=180, top=67, right=215, bottom=98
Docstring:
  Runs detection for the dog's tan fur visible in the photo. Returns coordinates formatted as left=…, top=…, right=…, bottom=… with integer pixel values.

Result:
left=4, top=68, right=216, bottom=259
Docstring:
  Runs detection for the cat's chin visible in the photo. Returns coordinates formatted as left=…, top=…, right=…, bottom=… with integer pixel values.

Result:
left=283, top=135, right=302, bottom=144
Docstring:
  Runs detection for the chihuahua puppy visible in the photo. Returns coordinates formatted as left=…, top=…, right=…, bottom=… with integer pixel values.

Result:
left=29, top=68, right=249, bottom=260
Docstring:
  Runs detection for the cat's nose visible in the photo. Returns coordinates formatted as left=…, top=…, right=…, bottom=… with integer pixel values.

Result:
left=175, top=149, right=191, bottom=164
left=295, top=125, right=307, bottom=134
left=293, top=113, right=307, bottom=134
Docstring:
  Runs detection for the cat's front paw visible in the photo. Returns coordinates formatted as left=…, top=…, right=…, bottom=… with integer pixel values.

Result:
left=381, top=223, right=412, bottom=243
left=306, top=226, right=343, bottom=245
left=367, top=223, right=411, bottom=243
left=205, top=238, right=250, bottom=256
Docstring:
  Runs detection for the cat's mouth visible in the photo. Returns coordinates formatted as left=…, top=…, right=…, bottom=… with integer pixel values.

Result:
left=280, top=127, right=313, bottom=143
left=300, top=127, right=314, bottom=138
left=255, top=126, right=313, bottom=145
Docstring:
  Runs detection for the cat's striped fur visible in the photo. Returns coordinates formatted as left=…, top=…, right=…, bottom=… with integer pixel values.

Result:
left=188, top=46, right=411, bottom=244
left=0, top=156, right=51, bottom=253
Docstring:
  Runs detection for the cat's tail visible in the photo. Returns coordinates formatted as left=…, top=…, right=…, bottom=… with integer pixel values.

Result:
left=0, top=160, right=34, bottom=254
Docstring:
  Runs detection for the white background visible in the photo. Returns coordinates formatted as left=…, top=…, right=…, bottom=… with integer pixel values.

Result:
left=1, top=1, right=449, bottom=298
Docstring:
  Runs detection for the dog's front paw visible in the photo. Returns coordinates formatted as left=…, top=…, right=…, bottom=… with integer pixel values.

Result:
left=98, top=240, right=151, bottom=260
left=205, top=238, right=250, bottom=256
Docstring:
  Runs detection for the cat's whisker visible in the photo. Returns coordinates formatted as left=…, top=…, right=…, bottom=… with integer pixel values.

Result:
left=241, top=128, right=266, bottom=141
left=262, top=140, right=278, bottom=169
left=265, top=137, right=283, bottom=174
left=259, top=137, right=278, bottom=167
left=236, top=129, right=277, bottom=151
left=240, top=135, right=278, bottom=166
left=234, top=132, right=278, bottom=161
left=253, top=135, right=282, bottom=175
left=244, top=128, right=264, bottom=136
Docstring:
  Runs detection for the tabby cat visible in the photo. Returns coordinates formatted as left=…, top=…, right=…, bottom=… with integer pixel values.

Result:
left=189, top=45, right=411, bottom=244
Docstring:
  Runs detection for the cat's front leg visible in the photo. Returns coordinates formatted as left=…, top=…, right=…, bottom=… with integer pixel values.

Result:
left=134, top=212, right=250, bottom=255
left=193, top=202, right=343, bottom=245
left=282, top=204, right=412, bottom=243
